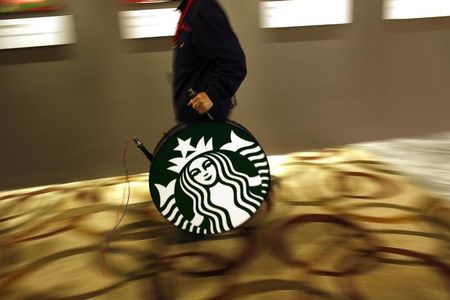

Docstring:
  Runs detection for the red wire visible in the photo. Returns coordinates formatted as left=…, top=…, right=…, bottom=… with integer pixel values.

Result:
left=101, top=139, right=132, bottom=275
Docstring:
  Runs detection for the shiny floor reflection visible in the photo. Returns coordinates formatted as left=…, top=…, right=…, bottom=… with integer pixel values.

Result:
left=0, top=147, right=449, bottom=299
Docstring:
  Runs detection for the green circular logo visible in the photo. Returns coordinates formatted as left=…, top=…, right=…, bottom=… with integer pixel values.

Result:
left=149, top=121, right=270, bottom=235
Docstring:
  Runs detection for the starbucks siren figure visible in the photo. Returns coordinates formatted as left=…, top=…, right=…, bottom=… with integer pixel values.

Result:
left=151, top=129, right=270, bottom=235
left=180, top=152, right=262, bottom=234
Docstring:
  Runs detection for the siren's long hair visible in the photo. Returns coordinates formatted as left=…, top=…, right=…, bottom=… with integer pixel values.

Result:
left=180, top=151, right=262, bottom=234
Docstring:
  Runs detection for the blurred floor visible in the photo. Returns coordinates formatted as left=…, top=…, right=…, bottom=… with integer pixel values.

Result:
left=0, top=145, right=449, bottom=299
left=357, top=131, right=450, bottom=201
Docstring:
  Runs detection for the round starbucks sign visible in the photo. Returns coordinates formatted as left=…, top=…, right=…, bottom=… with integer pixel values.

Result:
left=149, top=121, right=270, bottom=235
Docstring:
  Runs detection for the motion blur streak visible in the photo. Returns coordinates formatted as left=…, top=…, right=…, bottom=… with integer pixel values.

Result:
left=0, top=145, right=449, bottom=299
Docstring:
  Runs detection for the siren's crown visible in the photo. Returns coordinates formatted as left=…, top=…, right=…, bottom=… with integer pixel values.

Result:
left=168, top=137, right=213, bottom=173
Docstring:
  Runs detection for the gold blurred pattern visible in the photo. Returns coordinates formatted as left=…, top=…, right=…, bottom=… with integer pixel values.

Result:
left=0, top=147, right=449, bottom=299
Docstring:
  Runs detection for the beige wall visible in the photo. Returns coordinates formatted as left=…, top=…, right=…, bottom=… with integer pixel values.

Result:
left=1, top=0, right=449, bottom=190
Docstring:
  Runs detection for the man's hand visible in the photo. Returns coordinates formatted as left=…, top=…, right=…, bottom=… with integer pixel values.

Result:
left=188, top=92, right=213, bottom=114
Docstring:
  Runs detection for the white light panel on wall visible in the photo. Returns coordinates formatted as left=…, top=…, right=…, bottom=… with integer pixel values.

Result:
left=260, top=0, right=353, bottom=28
left=0, top=15, right=76, bottom=50
left=119, top=8, right=179, bottom=39
left=384, top=0, right=450, bottom=19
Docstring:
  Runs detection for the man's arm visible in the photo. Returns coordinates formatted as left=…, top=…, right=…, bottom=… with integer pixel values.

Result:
left=192, top=0, right=247, bottom=112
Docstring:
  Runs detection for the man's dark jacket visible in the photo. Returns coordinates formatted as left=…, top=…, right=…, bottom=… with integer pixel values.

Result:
left=173, top=0, right=247, bottom=122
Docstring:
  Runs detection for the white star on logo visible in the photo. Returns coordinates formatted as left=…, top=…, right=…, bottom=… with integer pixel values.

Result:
left=174, top=138, right=196, bottom=158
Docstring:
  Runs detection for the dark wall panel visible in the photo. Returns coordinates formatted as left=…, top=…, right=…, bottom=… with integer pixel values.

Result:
left=1, top=0, right=449, bottom=189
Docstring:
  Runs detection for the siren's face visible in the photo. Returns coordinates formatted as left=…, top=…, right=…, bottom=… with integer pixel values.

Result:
left=189, top=157, right=217, bottom=186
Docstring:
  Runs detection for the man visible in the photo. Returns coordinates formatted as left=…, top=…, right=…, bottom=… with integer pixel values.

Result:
left=172, top=0, right=247, bottom=123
